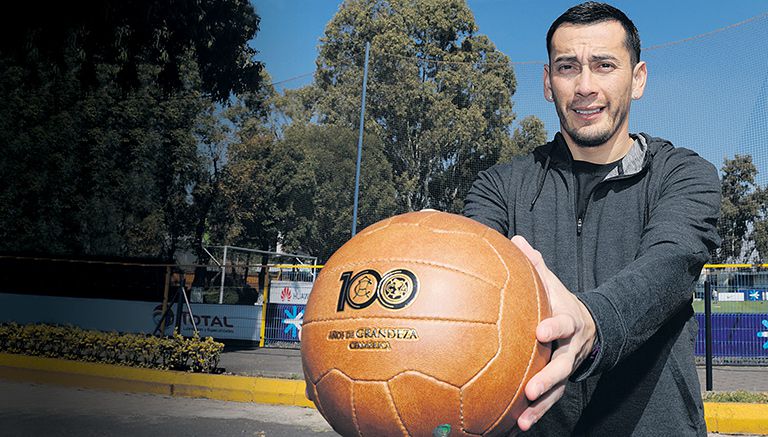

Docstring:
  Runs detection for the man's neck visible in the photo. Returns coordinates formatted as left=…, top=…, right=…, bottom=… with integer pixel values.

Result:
left=563, top=132, right=634, bottom=164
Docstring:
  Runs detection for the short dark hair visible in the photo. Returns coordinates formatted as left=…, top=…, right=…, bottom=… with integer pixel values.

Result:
left=546, top=2, right=641, bottom=65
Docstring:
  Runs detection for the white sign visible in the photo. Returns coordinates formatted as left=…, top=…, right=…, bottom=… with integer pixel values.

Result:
left=717, top=292, right=745, bottom=302
left=269, top=280, right=313, bottom=305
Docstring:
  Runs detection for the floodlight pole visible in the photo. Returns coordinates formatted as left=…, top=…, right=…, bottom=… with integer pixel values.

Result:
left=704, top=278, right=713, bottom=390
left=351, top=41, right=370, bottom=237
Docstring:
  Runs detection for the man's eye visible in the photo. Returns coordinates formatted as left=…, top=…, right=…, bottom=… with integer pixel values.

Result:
left=598, top=63, right=614, bottom=70
left=558, top=65, right=573, bottom=72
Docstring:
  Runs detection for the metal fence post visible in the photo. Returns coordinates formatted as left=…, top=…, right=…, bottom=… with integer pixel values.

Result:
left=219, top=245, right=228, bottom=304
left=704, top=277, right=713, bottom=391
left=160, top=265, right=171, bottom=334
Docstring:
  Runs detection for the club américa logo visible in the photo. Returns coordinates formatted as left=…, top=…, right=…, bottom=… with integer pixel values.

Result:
left=336, top=268, right=418, bottom=311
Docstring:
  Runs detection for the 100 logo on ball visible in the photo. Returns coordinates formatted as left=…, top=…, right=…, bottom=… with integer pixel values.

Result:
left=336, top=268, right=419, bottom=311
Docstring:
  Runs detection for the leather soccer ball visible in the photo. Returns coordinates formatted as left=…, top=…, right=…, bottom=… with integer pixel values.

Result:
left=301, top=210, right=551, bottom=436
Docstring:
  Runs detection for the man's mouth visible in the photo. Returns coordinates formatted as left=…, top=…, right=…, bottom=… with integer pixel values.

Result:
left=573, top=107, right=603, bottom=115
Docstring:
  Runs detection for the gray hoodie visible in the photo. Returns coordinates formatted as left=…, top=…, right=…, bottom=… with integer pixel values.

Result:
left=464, top=132, right=721, bottom=436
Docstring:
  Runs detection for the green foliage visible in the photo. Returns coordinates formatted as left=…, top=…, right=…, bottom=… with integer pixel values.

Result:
left=309, top=0, right=518, bottom=213
left=752, top=187, right=768, bottom=263
left=214, top=127, right=315, bottom=253
left=717, top=155, right=762, bottom=263
left=0, top=323, right=223, bottom=373
left=0, top=50, right=206, bottom=258
left=284, top=124, right=397, bottom=261
left=702, top=390, right=768, bottom=403
left=0, top=0, right=262, bottom=102
left=499, top=115, right=548, bottom=163
left=0, top=0, right=263, bottom=260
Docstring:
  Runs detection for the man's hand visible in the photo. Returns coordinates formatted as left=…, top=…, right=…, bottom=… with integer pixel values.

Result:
left=510, top=236, right=598, bottom=432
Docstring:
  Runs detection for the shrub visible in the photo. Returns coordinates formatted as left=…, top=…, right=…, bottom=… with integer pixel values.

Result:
left=703, top=390, right=768, bottom=403
left=0, top=322, right=223, bottom=373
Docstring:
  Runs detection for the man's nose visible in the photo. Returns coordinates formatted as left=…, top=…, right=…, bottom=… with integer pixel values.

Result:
left=574, top=69, right=597, bottom=97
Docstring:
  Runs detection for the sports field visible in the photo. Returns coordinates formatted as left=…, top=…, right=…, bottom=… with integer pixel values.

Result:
left=692, top=300, right=768, bottom=314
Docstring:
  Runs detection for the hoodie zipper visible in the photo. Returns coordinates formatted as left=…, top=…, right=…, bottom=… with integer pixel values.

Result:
left=575, top=177, right=590, bottom=419
left=574, top=170, right=644, bottom=426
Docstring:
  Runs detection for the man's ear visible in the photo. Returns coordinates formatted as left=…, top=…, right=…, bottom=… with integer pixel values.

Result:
left=543, top=64, right=554, bottom=102
left=631, top=61, right=647, bottom=100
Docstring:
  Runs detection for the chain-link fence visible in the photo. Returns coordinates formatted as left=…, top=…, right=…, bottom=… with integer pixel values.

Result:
left=695, top=266, right=768, bottom=365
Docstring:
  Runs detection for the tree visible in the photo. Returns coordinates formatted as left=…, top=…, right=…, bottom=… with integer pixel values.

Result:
left=211, top=117, right=315, bottom=255
left=0, top=0, right=263, bottom=259
left=311, top=0, right=517, bottom=213
left=283, top=124, right=397, bottom=262
left=0, top=48, right=209, bottom=258
left=499, top=115, right=548, bottom=163
left=753, top=188, right=768, bottom=263
left=717, top=155, right=761, bottom=262
left=0, top=0, right=262, bottom=102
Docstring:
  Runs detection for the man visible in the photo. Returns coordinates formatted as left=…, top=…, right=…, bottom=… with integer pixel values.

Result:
left=463, top=2, right=720, bottom=436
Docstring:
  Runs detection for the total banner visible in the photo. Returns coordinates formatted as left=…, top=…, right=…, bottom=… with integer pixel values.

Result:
left=0, top=292, right=262, bottom=341
left=157, top=302, right=262, bottom=341
left=269, top=280, right=313, bottom=305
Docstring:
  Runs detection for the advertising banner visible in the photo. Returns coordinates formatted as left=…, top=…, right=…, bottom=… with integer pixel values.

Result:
left=717, top=292, right=745, bottom=302
left=695, top=313, right=768, bottom=357
left=0, top=293, right=262, bottom=341
left=269, top=280, right=313, bottom=305
left=264, top=303, right=305, bottom=343
left=160, top=302, right=262, bottom=341
left=739, top=289, right=767, bottom=301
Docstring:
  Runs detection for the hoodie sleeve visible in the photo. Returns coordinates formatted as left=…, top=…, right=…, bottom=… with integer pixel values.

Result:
left=575, top=147, right=721, bottom=378
left=463, top=163, right=513, bottom=236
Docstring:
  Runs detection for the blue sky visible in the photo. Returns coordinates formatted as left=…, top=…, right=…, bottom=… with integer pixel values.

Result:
left=251, top=0, right=768, bottom=89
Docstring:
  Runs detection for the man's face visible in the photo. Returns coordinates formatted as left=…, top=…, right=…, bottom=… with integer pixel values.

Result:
left=544, top=20, right=646, bottom=149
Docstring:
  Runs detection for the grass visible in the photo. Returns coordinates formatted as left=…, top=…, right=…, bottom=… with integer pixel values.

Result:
left=702, top=390, right=768, bottom=403
left=692, top=300, right=768, bottom=314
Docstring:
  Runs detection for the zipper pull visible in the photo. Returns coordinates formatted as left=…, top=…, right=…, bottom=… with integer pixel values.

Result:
left=577, top=217, right=583, bottom=236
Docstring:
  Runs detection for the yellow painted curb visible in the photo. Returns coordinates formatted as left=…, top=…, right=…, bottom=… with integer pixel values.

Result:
left=704, top=402, right=768, bottom=434
left=0, top=352, right=315, bottom=409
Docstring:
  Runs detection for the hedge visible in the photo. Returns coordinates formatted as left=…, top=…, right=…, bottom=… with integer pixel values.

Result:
left=0, top=323, right=223, bottom=373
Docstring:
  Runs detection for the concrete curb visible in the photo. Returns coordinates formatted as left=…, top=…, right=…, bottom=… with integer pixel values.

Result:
left=704, top=402, right=768, bottom=435
left=2, top=353, right=767, bottom=435
left=0, top=352, right=314, bottom=409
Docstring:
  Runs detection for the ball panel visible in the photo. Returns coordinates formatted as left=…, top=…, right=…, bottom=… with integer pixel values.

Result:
left=387, top=371, right=469, bottom=437
left=461, top=232, right=552, bottom=435
left=354, top=381, right=407, bottom=437
left=320, top=222, right=510, bottom=289
left=358, top=210, right=436, bottom=232
left=304, top=264, right=503, bottom=325
left=302, top=319, right=499, bottom=387
left=313, top=369, right=359, bottom=437
left=407, top=210, right=497, bottom=235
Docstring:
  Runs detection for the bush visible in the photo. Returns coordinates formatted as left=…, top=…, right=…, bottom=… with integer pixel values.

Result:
left=0, top=323, right=223, bottom=373
left=703, top=390, right=768, bottom=403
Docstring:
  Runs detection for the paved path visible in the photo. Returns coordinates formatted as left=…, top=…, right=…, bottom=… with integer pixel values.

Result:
left=0, top=380, right=335, bottom=436
left=699, top=366, right=768, bottom=392
left=0, top=380, right=758, bottom=437
left=219, top=344, right=768, bottom=392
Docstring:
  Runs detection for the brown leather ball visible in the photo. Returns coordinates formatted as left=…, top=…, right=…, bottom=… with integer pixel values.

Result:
left=301, top=211, right=551, bottom=437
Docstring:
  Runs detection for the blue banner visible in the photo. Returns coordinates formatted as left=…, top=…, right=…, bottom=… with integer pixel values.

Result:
left=695, top=313, right=768, bottom=357
left=264, top=303, right=306, bottom=343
